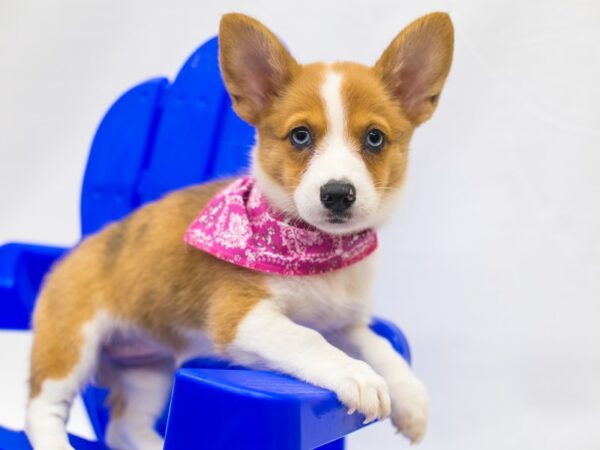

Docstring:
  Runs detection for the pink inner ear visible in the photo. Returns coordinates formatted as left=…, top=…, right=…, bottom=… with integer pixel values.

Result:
left=379, top=24, right=452, bottom=124
left=398, top=36, right=441, bottom=100
left=241, top=45, right=279, bottom=106
left=222, top=25, right=295, bottom=121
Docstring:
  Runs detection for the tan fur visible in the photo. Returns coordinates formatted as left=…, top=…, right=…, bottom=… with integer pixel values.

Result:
left=28, top=13, right=454, bottom=445
left=106, top=388, right=126, bottom=419
left=29, top=179, right=269, bottom=397
left=30, top=12, right=453, bottom=395
left=220, top=13, right=452, bottom=210
left=336, top=62, right=414, bottom=194
left=219, top=14, right=299, bottom=124
left=257, top=63, right=328, bottom=198
left=252, top=60, right=415, bottom=204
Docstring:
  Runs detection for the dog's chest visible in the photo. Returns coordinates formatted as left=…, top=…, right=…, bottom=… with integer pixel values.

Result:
left=266, top=252, right=377, bottom=332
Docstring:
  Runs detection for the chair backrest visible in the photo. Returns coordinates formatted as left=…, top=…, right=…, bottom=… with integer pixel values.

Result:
left=78, top=36, right=255, bottom=442
left=80, top=36, right=255, bottom=236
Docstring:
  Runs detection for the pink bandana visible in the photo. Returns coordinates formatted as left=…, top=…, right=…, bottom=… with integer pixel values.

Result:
left=184, top=177, right=378, bottom=276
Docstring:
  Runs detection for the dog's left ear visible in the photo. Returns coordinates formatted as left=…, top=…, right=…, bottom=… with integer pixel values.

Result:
left=219, top=13, right=299, bottom=124
left=375, top=12, right=454, bottom=125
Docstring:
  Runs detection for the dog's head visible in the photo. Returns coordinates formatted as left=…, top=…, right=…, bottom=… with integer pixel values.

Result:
left=219, top=12, right=453, bottom=235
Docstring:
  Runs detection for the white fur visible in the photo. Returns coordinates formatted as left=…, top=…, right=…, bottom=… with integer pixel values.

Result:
left=228, top=299, right=391, bottom=424
left=26, top=313, right=112, bottom=450
left=228, top=246, right=429, bottom=440
left=266, top=251, right=377, bottom=332
left=294, top=68, right=380, bottom=235
left=28, top=66, right=425, bottom=450
left=26, top=381, right=77, bottom=450
left=333, top=326, right=429, bottom=443
left=104, top=362, right=173, bottom=450
left=253, top=67, right=402, bottom=235
left=26, top=313, right=213, bottom=450
left=175, top=328, right=216, bottom=367
left=251, top=142, right=297, bottom=216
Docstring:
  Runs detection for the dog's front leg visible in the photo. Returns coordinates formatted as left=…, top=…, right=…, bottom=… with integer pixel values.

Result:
left=332, top=325, right=429, bottom=443
left=226, top=301, right=391, bottom=423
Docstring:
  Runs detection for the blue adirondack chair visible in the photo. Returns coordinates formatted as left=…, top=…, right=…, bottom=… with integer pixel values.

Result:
left=0, top=36, right=412, bottom=450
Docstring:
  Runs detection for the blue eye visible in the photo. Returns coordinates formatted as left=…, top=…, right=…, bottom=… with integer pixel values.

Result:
left=364, top=129, right=385, bottom=152
left=290, top=127, right=312, bottom=149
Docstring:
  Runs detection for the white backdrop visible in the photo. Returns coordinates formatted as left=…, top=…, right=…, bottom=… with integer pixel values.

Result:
left=1, top=1, right=599, bottom=449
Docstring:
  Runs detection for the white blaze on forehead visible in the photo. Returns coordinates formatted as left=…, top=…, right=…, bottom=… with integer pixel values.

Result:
left=311, top=68, right=371, bottom=183
left=321, top=70, right=346, bottom=150
left=292, top=67, right=381, bottom=233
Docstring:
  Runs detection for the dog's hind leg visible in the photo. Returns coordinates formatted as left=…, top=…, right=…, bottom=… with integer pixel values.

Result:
left=26, top=311, right=109, bottom=450
left=104, top=359, right=175, bottom=450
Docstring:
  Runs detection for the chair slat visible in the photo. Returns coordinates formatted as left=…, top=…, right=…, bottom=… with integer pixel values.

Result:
left=137, top=37, right=254, bottom=205
left=81, top=77, right=168, bottom=235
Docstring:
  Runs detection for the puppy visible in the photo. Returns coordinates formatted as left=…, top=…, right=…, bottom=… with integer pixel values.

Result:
left=25, top=12, right=453, bottom=450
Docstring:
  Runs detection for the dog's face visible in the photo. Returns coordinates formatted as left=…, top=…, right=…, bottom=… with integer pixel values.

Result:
left=219, top=13, right=453, bottom=234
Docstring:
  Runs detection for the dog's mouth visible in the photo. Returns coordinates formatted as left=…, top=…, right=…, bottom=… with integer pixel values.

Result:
left=306, top=211, right=372, bottom=236
left=326, top=212, right=352, bottom=225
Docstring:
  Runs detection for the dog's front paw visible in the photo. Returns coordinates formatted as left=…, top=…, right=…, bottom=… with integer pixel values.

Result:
left=331, top=360, right=391, bottom=424
left=389, top=376, right=429, bottom=443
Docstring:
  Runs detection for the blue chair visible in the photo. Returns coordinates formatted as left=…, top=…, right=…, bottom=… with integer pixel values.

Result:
left=0, top=36, right=412, bottom=450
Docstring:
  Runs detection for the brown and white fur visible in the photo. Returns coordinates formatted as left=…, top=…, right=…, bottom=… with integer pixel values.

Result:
left=26, top=12, right=454, bottom=450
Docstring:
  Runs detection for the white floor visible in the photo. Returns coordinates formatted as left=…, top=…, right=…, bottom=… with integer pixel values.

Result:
left=1, top=1, right=600, bottom=449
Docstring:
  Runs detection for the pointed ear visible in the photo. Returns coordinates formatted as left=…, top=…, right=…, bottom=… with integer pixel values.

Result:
left=375, top=12, right=454, bottom=125
left=219, top=13, right=298, bottom=124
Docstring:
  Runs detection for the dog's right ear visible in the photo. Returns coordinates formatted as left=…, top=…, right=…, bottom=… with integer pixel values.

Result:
left=374, top=12, right=454, bottom=126
left=219, top=13, right=298, bottom=124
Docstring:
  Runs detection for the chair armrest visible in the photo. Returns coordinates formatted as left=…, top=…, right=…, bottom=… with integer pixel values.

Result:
left=370, top=317, right=412, bottom=364
left=0, top=243, right=67, bottom=329
left=164, top=368, right=361, bottom=450
left=164, top=320, right=411, bottom=450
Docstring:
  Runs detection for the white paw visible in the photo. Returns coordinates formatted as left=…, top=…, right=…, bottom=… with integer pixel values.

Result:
left=106, top=419, right=164, bottom=450
left=37, top=446, right=74, bottom=450
left=29, top=439, right=74, bottom=450
left=389, top=376, right=429, bottom=444
left=330, top=360, right=391, bottom=424
left=25, top=429, right=74, bottom=450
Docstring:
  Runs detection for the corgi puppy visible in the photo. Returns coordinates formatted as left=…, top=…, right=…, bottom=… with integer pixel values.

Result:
left=25, top=12, right=453, bottom=450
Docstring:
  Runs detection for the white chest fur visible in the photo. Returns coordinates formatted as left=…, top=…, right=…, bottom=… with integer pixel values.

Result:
left=265, top=250, right=378, bottom=333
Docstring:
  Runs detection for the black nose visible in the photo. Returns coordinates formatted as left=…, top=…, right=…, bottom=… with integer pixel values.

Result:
left=320, top=180, right=356, bottom=213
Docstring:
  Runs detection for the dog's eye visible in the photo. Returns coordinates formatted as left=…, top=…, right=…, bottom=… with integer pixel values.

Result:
left=364, top=129, right=385, bottom=152
left=290, top=127, right=312, bottom=149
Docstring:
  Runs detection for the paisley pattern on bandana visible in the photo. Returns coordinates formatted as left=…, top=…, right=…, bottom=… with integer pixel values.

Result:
left=184, top=177, right=378, bottom=276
